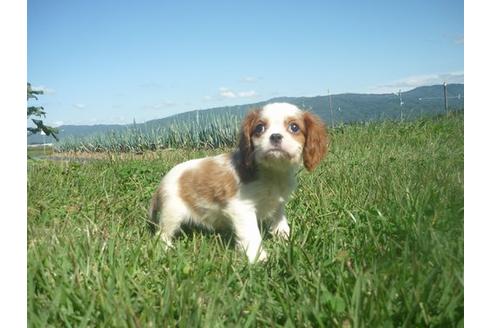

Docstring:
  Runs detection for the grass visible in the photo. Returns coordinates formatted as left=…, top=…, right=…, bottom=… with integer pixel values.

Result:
left=27, top=145, right=54, bottom=158
left=27, top=113, right=464, bottom=327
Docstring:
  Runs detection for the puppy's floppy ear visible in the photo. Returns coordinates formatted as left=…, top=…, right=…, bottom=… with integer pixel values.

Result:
left=238, top=109, right=260, bottom=169
left=303, top=112, right=328, bottom=171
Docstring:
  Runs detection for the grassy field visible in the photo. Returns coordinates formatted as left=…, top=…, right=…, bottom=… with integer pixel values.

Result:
left=27, top=145, right=54, bottom=158
left=27, top=113, right=464, bottom=327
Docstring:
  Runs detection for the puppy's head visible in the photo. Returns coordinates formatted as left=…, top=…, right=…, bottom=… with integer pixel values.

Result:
left=239, top=103, right=328, bottom=172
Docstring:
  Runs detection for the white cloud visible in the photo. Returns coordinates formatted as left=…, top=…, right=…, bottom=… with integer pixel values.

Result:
left=31, top=85, right=56, bottom=95
left=218, top=87, right=258, bottom=99
left=371, top=72, right=464, bottom=93
left=73, top=103, right=86, bottom=109
left=238, top=90, right=257, bottom=97
left=42, top=120, right=64, bottom=127
left=240, top=76, right=258, bottom=83
left=220, top=89, right=237, bottom=98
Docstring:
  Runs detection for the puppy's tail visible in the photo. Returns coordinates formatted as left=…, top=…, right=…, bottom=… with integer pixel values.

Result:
left=148, top=187, right=163, bottom=234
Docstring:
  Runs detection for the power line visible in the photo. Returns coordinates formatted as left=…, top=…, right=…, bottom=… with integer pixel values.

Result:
left=419, top=95, right=462, bottom=101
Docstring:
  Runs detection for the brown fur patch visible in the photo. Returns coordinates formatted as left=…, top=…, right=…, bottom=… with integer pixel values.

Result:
left=179, top=159, right=238, bottom=215
left=284, top=116, right=306, bottom=145
left=237, top=109, right=262, bottom=181
left=148, top=186, right=164, bottom=233
left=302, top=112, right=329, bottom=171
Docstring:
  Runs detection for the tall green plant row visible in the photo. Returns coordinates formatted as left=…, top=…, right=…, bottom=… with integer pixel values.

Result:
left=55, top=112, right=242, bottom=152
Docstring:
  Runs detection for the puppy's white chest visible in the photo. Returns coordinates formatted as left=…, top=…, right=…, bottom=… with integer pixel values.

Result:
left=249, top=181, right=292, bottom=220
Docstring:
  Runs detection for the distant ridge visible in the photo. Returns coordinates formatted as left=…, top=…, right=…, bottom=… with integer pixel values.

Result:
left=28, top=84, right=464, bottom=144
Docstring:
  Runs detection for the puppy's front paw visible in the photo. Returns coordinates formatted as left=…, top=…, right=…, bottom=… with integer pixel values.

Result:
left=159, top=233, right=174, bottom=250
left=247, top=247, right=268, bottom=263
left=271, top=221, right=290, bottom=240
left=256, top=249, right=268, bottom=263
left=246, top=247, right=268, bottom=263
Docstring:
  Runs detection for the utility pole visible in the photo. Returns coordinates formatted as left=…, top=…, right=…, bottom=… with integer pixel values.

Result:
left=328, top=89, right=334, bottom=128
left=41, top=130, right=46, bottom=156
left=398, top=89, right=404, bottom=121
left=443, top=82, right=448, bottom=115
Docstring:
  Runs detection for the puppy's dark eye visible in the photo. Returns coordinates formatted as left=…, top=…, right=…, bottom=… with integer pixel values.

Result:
left=254, top=123, right=265, bottom=135
left=288, top=123, right=300, bottom=133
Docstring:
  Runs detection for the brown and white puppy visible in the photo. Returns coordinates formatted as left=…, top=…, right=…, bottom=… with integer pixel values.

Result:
left=149, top=103, right=328, bottom=262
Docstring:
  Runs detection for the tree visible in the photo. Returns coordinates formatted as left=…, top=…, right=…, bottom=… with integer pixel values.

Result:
left=27, top=82, right=59, bottom=141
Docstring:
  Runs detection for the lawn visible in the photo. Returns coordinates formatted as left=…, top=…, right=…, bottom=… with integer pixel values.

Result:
left=27, top=113, right=464, bottom=327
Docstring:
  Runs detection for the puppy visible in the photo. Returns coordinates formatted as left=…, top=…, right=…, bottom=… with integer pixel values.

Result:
left=149, top=103, right=328, bottom=262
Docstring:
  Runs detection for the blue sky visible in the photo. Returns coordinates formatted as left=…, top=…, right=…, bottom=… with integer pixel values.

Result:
left=27, top=0, right=463, bottom=126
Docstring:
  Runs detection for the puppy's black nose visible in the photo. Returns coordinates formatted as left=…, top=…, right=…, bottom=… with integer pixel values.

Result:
left=270, top=133, right=283, bottom=145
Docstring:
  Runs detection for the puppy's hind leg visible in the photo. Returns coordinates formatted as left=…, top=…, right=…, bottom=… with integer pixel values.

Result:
left=149, top=187, right=183, bottom=249
left=157, top=211, right=183, bottom=249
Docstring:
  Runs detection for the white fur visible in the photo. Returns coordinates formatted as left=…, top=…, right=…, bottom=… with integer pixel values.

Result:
left=253, top=103, right=304, bottom=169
left=151, top=103, right=317, bottom=263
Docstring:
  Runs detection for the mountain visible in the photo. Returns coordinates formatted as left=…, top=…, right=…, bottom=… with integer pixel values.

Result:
left=27, top=84, right=464, bottom=144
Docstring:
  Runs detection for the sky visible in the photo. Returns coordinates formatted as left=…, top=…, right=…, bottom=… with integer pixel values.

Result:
left=27, top=0, right=464, bottom=126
